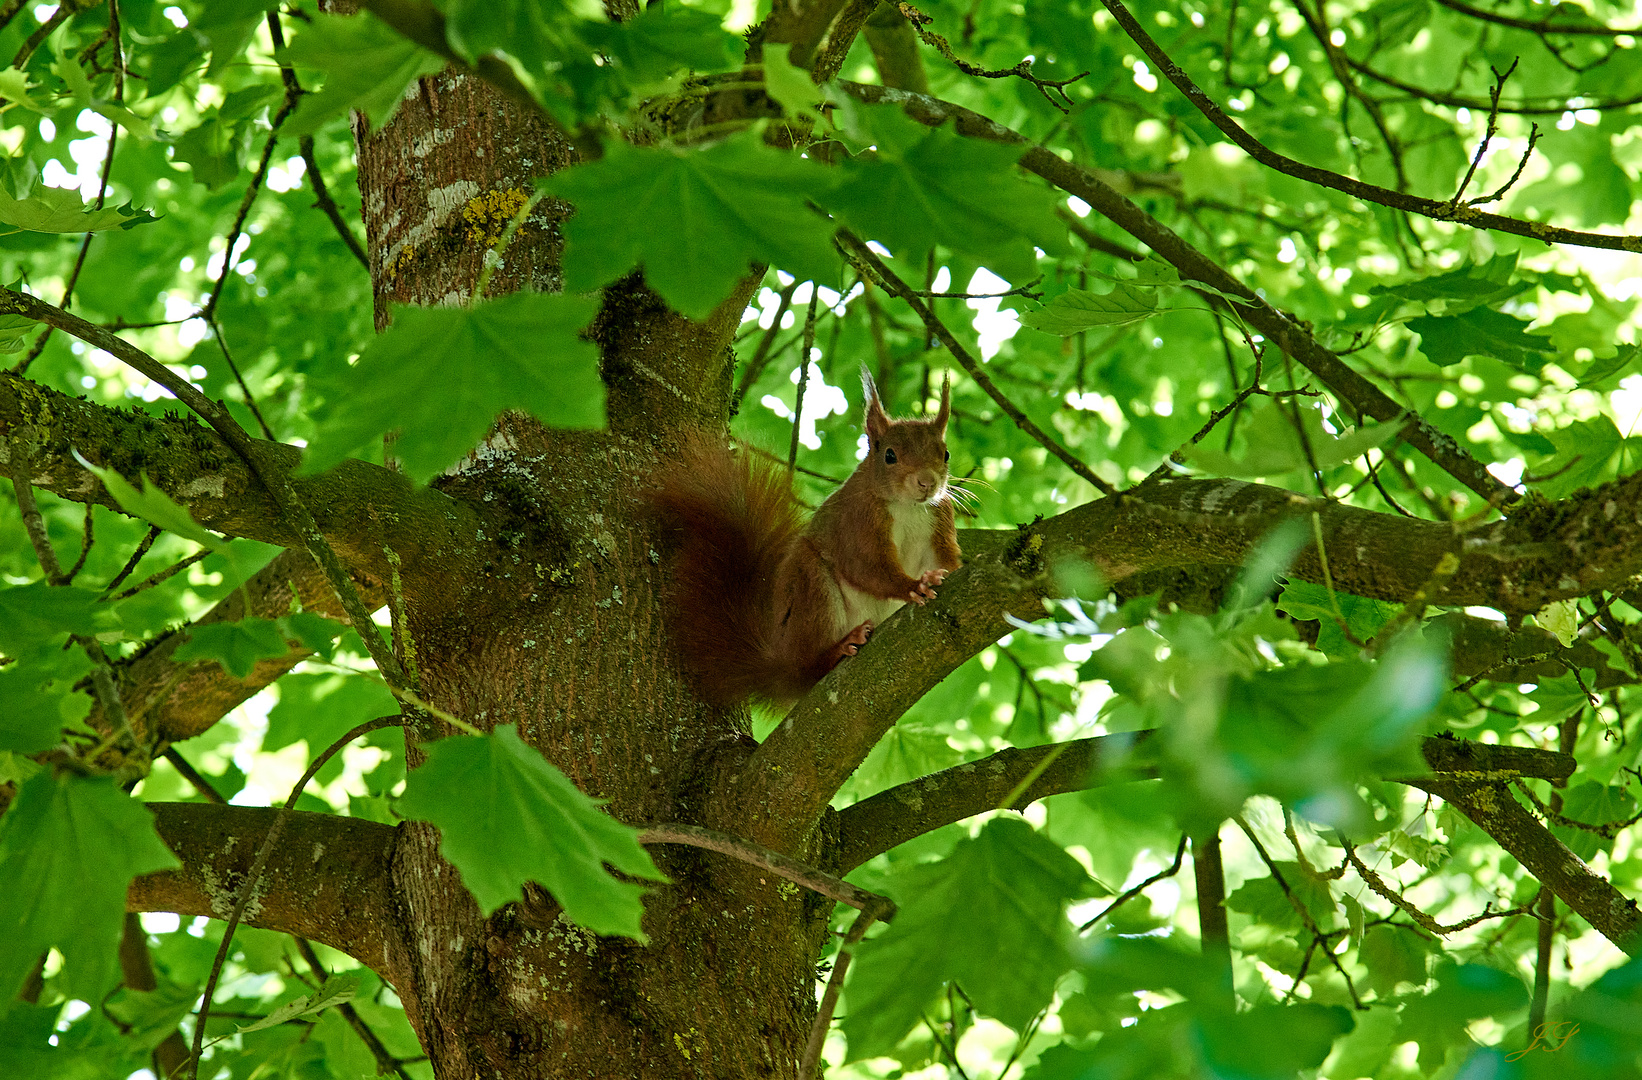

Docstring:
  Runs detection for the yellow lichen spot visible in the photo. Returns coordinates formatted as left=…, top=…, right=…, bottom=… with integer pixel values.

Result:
left=672, top=1032, right=692, bottom=1060
left=462, top=187, right=530, bottom=249
left=384, top=244, right=416, bottom=281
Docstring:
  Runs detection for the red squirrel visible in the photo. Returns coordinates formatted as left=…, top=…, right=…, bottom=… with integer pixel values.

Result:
left=653, top=370, right=963, bottom=708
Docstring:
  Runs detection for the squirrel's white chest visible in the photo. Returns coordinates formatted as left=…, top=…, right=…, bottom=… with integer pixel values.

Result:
left=834, top=503, right=937, bottom=630
left=889, top=502, right=939, bottom=578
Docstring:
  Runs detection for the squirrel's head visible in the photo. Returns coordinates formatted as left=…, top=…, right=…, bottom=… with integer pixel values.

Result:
left=860, top=366, right=951, bottom=505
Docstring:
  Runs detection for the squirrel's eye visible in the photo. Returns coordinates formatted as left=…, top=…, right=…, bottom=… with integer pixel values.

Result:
left=884, top=447, right=898, bottom=464
left=944, top=449, right=950, bottom=462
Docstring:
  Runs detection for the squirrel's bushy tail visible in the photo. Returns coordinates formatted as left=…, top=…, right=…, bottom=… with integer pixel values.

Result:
left=651, top=436, right=808, bottom=706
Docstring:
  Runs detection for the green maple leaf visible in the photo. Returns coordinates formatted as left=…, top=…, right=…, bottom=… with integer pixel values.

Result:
left=396, top=725, right=666, bottom=939
left=1359, top=924, right=1433, bottom=997
left=1183, top=400, right=1404, bottom=479
left=1534, top=415, right=1642, bottom=498
left=0, top=774, right=179, bottom=1013
left=442, top=0, right=599, bottom=73
left=1370, top=252, right=1522, bottom=303
left=279, top=612, right=347, bottom=661
left=1409, top=307, right=1555, bottom=370
left=0, top=582, right=110, bottom=654
left=171, top=117, right=247, bottom=190
left=825, top=107, right=1069, bottom=284
left=173, top=619, right=290, bottom=679
left=541, top=132, right=841, bottom=318
left=0, top=649, right=93, bottom=752
left=0, top=186, right=157, bottom=235
left=302, top=292, right=602, bottom=482
left=842, top=817, right=1093, bottom=1059
left=582, top=5, right=737, bottom=81
left=1395, top=961, right=1525, bottom=1070
left=277, top=13, right=446, bottom=136
left=235, top=975, right=360, bottom=1033
left=74, top=456, right=224, bottom=550
left=1276, top=580, right=1400, bottom=655
left=1021, top=284, right=1161, bottom=333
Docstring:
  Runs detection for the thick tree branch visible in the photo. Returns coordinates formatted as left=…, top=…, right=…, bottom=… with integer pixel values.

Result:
left=757, top=0, right=880, bottom=83
left=128, top=803, right=407, bottom=986
left=833, top=733, right=1575, bottom=871
left=831, top=81, right=1515, bottom=505
left=862, top=1, right=929, bottom=93
left=0, top=290, right=415, bottom=692
left=746, top=471, right=1642, bottom=850
left=834, top=733, right=1153, bottom=871
left=1409, top=778, right=1642, bottom=954
left=1097, top=0, right=1642, bottom=252
left=0, top=371, right=489, bottom=597
left=832, top=726, right=1638, bottom=953
left=736, top=531, right=1040, bottom=850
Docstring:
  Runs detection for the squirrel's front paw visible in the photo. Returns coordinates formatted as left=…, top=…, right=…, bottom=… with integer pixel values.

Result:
left=908, top=569, right=948, bottom=604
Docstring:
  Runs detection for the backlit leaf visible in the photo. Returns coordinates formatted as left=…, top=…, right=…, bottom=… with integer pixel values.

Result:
left=843, top=818, right=1092, bottom=1058
left=0, top=774, right=179, bottom=1012
left=302, top=293, right=603, bottom=482
left=542, top=133, right=840, bottom=318
left=396, top=724, right=666, bottom=938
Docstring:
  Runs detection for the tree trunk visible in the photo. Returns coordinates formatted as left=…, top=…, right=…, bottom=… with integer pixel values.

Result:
left=349, top=69, right=826, bottom=1076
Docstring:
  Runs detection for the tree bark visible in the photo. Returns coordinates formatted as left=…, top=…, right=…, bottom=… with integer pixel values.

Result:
left=342, top=67, right=823, bottom=1077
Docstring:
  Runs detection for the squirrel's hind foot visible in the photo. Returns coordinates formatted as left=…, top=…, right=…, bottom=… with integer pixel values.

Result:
left=826, top=620, right=876, bottom=667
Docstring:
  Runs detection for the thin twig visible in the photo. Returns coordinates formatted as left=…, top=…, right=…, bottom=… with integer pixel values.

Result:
left=1448, top=61, right=1517, bottom=208
left=892, top=1, right=1088, bottom=110
left=733, top=278, right=799, bottom=412
left=291, top=937, right=414, bottom=1080
left=638, top=823, right=895, bottom=916
left=264, top=13, right=368, bottom=269
left=200, top=73, right=301, bottom=440
left=1079, top=834, right=1188, bottom=932
left=163, top=747, right=226, bottom=803
left=1469, top=124, right=1543, bottom=207
left=7, top=444, right=65, bottom=582
left=1529, top=715, right=1578, bottom=1035
left=187, top=715, right=405, bottom=1079
left=14, top=0, right=76, bottom=68
left=1235, top=816, right=1365, bottom=1008
left=787, top=291, right=819, bottom=473
left=100, top=525, right=160, bottom=597
left=1342, top=842, right=1532, bottom=934
left=798, top=900, right=892, bottom=1080
left=109, top=549, right=210, bottom=601
left=835, top=230, right=1117, bottom=496
left=1095, top=0, right=1642, bottom=252
left=1141, top=355, right=1264, bottom=484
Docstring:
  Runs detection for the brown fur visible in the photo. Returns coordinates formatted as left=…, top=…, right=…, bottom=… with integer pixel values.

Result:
left=652, top=373, right=962, bottom=708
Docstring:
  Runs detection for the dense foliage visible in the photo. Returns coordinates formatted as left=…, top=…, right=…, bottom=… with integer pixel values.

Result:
left=3, top=0, right=1642, bottom=1077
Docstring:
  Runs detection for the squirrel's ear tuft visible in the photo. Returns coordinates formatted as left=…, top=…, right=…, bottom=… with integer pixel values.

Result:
left=934, top=372, right=951, bottom=434
left=861, top=364, right=890, bottom=445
